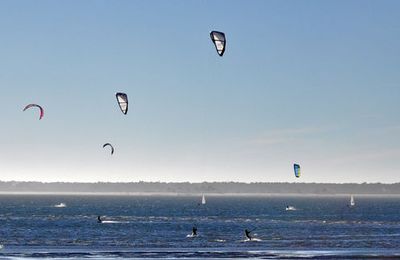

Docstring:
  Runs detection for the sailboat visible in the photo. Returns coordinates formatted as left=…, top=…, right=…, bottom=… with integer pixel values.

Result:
left=349, top=195, right=355, bottom=207
left=54, top=202, right=67, bottom=208
left=201, top=194, right=206, bottom=205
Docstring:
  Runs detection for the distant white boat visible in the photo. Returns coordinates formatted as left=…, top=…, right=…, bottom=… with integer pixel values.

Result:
left=285, top=205, right=296, bottom=211
left=349, top=195, right=355, bottom=207
left=201, top=194, right=206, bottom=205
left=54, top=203, right=67, bottom=208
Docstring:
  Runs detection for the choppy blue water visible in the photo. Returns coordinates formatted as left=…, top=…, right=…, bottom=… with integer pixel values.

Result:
left=0, top=195, right=399, bottom=259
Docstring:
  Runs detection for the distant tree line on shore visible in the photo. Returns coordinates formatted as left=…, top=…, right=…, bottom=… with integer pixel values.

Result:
left=0, top=181, right=399, bottom=194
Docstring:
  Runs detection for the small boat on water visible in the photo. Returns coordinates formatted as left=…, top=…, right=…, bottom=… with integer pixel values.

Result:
left=349, top=195, right=355, bottom=207
left=54, top=203, right=67, bottom=208
left=202, top=194, right=206, bottom=205
left=285, top=205, right=296, bottom=211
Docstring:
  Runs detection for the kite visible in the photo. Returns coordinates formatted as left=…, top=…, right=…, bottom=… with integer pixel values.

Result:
left=103, top=143, right=114, bottom=155
left=116, top=92, right=128, bottom=115
left=294, top=163, right=301, bottom=178
left=210, top=31, right=226, bottom=57
left=23, top=104, right=44, bottom=120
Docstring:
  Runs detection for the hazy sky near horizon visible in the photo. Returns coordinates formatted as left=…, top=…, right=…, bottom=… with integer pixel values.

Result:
left=0, top=0, right=399, bottom=183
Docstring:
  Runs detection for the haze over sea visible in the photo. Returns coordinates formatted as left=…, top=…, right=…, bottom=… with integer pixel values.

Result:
left=0, top=195, right=399, bottom=259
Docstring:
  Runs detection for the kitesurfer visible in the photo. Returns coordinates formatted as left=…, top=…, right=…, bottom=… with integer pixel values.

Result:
left=192, top=226, right=197, bottom=236
left=245, top=229, right=252, bottom=240
left=97, top=215, right=102, bottom=223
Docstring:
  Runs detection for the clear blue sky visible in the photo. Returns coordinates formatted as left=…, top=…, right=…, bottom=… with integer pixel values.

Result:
left=0, top=0, right=399, bottom=183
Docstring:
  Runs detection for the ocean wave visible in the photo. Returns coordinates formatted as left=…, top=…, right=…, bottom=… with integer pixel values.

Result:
left=1, top=249, right=400, bottom=259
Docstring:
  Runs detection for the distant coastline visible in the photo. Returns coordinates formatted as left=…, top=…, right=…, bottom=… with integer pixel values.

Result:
left=0, top=181, right=398, bottom=195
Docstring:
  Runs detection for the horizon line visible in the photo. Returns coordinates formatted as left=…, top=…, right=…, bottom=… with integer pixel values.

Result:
left=0, top=180, right=399, bottom=185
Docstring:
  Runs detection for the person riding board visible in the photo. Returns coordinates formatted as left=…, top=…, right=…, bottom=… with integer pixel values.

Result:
left=192, top=226, right=197, bottom=236
left=97, top=216, right=102, bottom=223
left=245, top=229, right=252, bottom=240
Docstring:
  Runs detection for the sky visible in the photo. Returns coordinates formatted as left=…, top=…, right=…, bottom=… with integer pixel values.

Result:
left=0, top=0, right=399, bottom=183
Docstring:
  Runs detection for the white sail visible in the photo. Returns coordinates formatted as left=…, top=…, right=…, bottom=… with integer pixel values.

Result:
left=350, top=195, right=355, bottom=206
left=54, top=203, right=67, bottom=208
left=202, top=194, right=206, bottom=205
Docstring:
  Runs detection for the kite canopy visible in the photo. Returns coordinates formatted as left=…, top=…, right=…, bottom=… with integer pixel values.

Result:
left=103, top=143, right=114, bottom=155
left=23, top=104, right=44, bottom=120
left=294, top=163, right=301, bottom=178
left=210, top=31, right=226, bottom=56
left=116, top=92, right=128, bottom=115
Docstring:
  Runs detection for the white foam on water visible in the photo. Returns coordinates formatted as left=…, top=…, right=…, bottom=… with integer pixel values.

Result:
left=101, top=220, right=128, bottom=224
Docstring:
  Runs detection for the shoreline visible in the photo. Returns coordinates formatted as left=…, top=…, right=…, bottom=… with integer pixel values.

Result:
left=0, top=191, right=399, bottom=197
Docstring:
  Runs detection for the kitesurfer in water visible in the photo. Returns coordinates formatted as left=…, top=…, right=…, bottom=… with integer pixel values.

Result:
left=192, top=226, right=197, bottom=236
left=97, top=216, right=102, bottom=223
left=245, top=229, right=252, bottom=240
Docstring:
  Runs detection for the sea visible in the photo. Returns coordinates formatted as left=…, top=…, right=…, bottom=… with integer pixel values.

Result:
left=0, top=194, right=399, bottom=259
